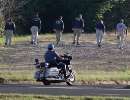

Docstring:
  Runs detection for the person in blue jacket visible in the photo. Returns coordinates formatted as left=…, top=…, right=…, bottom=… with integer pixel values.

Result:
left=4, top=18, right=16, bottom=46
left=95, top=19, right=105, bottom=47
left=30, top=13, right=41, bottom=45
left=44, top=44, right=67, bottom=79
left=53, top=16, right=64, bottom=45
left=72, top=14, right=84, bottom=45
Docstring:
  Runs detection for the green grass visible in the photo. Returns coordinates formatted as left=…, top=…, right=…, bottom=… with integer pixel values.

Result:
left=77, top=70, right=130, bottom=82
left=0, top=94, right=129, bottom=100
left=0, top=35, right=30, bottom=46
left=0, top=70, right=130, bottom=84
left=0, top=34, right=56, bottom=46
left=0, top=71, right=35, bottom=82
left=0, top=36, right=4, bottom=45
left=0, top=64, right=9, bottom=68
left=0, top=33, right=128, bottom=46
left=13, top=35, right=31, bottom=42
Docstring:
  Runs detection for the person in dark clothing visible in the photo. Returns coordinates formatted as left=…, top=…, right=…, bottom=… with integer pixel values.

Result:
left=53, top=16, right=64, bottom=45
left=95, top=20, right=105, bottom=47
left=4, top=18, right=16, bottom=46
left=44, top=44, right=60, bottom=64
left=30, top=13, right=41, bottom=45
left=44, top=44, right=67, bottom=79
left=115, top=19, right=128, bottom=49
left=72, top=14, right=84, bottom=45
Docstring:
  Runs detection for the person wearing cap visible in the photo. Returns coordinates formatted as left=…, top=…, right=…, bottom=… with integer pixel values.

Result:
left=44, top=44, right=66, bottom=78
left=72, top=14, right=84, bottom=45
left=53, top=16, right=64, bottom=45
left=44, top=44, right=61, bottom=64
left=115, top=19, right=128, bottom=49
left=95, top=19, right=105, bottom=47
left=4, top=18, right=16, bottom=46
left=30, top=13, right=41, bottom=45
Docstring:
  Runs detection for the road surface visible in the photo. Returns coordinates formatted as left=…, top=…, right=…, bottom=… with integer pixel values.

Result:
left=0, top=84, right=130, bottom=97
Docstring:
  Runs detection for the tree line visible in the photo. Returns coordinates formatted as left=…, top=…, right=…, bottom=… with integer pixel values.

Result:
left=0, top=0, right=130, bottom=34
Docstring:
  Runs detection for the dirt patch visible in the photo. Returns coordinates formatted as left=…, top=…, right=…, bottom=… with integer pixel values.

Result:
left=0, top=34, right=130, bottom=85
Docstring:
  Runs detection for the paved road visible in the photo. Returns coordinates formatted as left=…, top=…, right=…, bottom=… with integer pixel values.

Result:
left=0, top=84, right=130, bottom=97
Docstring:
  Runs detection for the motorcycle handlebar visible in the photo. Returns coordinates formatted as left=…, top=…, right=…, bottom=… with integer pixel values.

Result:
left=61, top=54, right=72, bottom=60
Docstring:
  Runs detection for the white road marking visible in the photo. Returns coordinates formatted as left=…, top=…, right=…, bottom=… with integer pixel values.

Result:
left=30, top=86, right=130, bottom=91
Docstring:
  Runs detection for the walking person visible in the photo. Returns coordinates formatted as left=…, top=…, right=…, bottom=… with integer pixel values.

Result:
left=53, top=16, right=64, bottom=45
left=115, top=19, right=128, bottom=49
left=72, top=14, right=84, bottom=45
left=4, top=18, right=16, bottom=46
left=95, top=19, right=105, bottom=47
left=30, top=13, right=41, bottom=45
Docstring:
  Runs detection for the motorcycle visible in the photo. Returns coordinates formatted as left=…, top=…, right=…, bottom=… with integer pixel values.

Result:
left=34, top=54, right=75, bottom=85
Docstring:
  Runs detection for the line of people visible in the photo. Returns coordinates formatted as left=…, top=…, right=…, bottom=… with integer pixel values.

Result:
left=3, top=13, right=128, bottom=49
left=96, top=19, right=128, bottom=49
left=3, top=13, right=84, bottom=46
left=52, top=14, right=85, bottom=45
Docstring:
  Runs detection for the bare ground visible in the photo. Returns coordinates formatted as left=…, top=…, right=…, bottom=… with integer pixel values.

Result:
left=0, top=33, right=130, bottom=84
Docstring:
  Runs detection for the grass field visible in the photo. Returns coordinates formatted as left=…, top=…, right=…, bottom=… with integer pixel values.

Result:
left=0, top=33, right=130, bottom=85
left=0, top=36, right=4, bottom=45
left=0, top=70, right=130, bottom=85
left=0, top=94, right=129, bottom=100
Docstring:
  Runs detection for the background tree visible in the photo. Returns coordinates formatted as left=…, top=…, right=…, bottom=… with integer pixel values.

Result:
left=0, top=0, right=129, bottom=34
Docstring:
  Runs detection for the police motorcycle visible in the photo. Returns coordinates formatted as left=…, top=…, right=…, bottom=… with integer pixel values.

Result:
left=34, top=54, right=75, bottom=85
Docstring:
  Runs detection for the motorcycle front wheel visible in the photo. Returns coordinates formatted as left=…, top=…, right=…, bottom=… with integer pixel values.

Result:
left=66, top=72, right=75, bottom=86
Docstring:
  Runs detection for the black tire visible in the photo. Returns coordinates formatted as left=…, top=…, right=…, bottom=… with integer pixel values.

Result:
left=66, top=72, right=75, bottom=86
left=66, top=81, right=72, bottom=86
left=43, top=80, right=51, bottom=85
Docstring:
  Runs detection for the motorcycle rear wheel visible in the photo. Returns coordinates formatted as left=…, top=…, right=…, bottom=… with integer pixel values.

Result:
left=43, top=80, right=51, bottom=85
